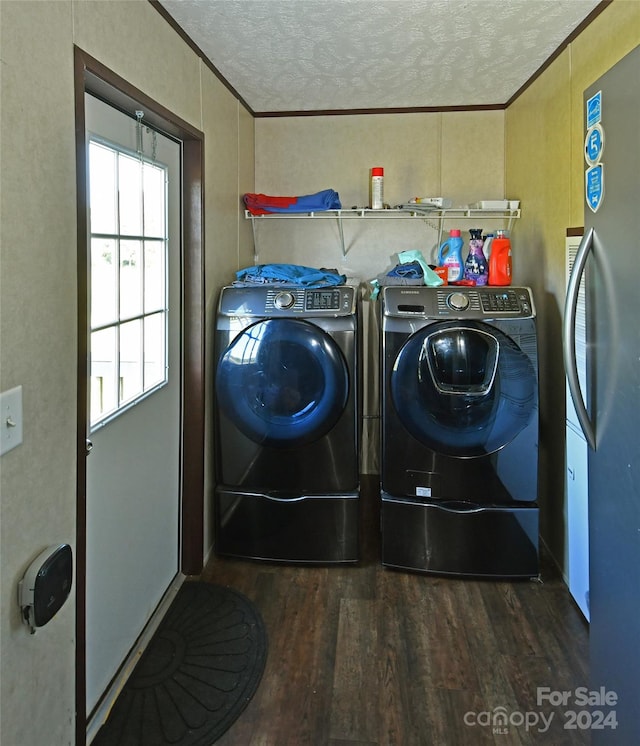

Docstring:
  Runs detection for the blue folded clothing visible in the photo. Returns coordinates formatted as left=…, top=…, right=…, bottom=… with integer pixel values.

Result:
left=234, top=264, right=346, bottom=288
left=386, top=261, right=424, bottom=278
left=292, top=189, right=342, bottom=212
left=244, top=189, right=342, bottom=214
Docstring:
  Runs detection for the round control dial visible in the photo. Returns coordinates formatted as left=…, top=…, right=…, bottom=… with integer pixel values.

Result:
left=447, top=291, right=470, bottom=311
left=274, top=291, right=296, bottom=309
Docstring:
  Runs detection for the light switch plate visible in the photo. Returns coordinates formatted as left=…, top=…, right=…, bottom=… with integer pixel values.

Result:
left=1, top=385, right=23, bottom=456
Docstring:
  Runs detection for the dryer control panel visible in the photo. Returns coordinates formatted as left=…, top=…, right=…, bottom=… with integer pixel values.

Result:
left=218, top=285, right=356, bottom=317
left=383, top=286, right=535, bottom=319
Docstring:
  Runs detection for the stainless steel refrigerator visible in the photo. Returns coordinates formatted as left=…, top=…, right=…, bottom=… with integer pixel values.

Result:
left=564, top=44, right=640, bottom=743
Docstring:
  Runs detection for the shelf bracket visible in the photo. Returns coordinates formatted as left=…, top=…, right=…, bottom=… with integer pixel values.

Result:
left=249, top=214, right=259, bottom=264
left=336, top=212, right=346, bottom=256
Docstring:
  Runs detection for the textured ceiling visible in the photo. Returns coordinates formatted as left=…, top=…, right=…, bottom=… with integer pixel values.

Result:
left=157, top=0, right=603, bottom=113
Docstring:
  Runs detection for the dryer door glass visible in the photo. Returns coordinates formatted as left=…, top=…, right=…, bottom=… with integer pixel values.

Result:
left=391, top=321, right=536, bottom=456
left=216, top=319, right=349, bottom=447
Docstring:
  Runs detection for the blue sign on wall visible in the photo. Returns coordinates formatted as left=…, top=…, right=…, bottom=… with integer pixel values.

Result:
left=586, top=164, right=604, bottom=213
left=586, top=90, right=602, bottom=128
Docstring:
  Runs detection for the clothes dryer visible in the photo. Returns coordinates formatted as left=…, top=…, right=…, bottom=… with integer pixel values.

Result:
left=214, top=285, right=360, bottom=562
left=380, top=286, right=539, bottom=577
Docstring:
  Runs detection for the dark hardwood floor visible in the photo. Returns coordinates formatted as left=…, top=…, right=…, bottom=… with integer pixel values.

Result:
left=200, top=476, right=589, bottom=745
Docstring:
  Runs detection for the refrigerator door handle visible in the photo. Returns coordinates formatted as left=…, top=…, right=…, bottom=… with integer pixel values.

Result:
left=563, top=227, right=596, bottom=450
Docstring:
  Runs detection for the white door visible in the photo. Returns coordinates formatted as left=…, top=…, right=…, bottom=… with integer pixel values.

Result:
left=84, top=94, right=181, bottom=713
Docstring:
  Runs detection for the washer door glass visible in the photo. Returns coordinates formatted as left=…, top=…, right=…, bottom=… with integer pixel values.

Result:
left=216, top=319, right=349, bottom=447
left=391, top=321, right=536, bottom=456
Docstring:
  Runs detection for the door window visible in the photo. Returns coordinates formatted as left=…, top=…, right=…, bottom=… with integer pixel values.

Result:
left=89, top=140, right=168, bottom=428
left=391, top=322, right=536, bottom=455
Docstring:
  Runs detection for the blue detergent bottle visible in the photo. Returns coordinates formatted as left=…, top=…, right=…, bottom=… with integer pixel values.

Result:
left=437, top=229, right=464, bottom=282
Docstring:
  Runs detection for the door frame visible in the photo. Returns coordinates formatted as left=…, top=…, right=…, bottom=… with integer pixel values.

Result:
left=73, top=47, right=205, bottom=742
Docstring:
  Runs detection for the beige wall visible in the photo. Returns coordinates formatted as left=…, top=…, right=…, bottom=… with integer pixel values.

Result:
left=506, top=1, right=640, bottom=572
left=254, top=110, right=506, bottom=280
left=0, top=1, right=253, bottom=744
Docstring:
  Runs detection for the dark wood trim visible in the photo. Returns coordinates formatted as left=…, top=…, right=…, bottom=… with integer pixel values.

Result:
left=73, top=45, right=205, bottom=744
left=567, top=227, right=585, bottom=237
left=149, top=0, right=612, bottom=118
left=73, top=48, right=89, bottom=746
left=254, top=103, right=506, bottom=118
left=148, top=0, right=254, bottom=116
left=74, top=50, right=203, bottom=141
left=505, top=0, right=613, bottom=107
left=181, top=138, right=206, bottom=576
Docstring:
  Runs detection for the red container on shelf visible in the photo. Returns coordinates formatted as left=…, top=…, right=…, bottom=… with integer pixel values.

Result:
left=488, top=231, right=512, bottom=285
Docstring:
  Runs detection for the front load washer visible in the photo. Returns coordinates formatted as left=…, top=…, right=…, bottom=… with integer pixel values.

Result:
left=214, top=284, right=360, bottom=563
left=380, top=285, right=539, bottom=577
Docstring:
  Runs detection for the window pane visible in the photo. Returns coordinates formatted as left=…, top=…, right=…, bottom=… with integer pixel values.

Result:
left=91, top=238, right=117, bottom=328
left=143, top=163, right=165, bottom=238
left=120, top=319, right=142, bottom=404
left=118, top=154, right=142, bottom=236
left=88, top=137, right=170, bottom=428
left=89, top=143, right=117, bottom=235
left=144, top=312, right=166, bottom=390
left=120, top=240, right=142, bottom=320
left=144, top=240, right=165, bottom=313
left=91, top=327, right=117, bottom=424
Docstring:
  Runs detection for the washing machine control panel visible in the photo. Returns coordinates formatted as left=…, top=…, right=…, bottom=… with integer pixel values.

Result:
left=479, top=290, right=528, bottom=314
left=305, top=288, right=344, bottom=311
left=383, top=286, right=535, bottom=319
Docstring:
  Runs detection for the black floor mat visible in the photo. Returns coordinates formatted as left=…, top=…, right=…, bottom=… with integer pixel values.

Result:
left=92, top=581, right=267, bottom=746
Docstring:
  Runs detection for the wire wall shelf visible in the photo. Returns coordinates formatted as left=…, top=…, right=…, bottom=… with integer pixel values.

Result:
left=245, top=207, right=521, bottom=258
